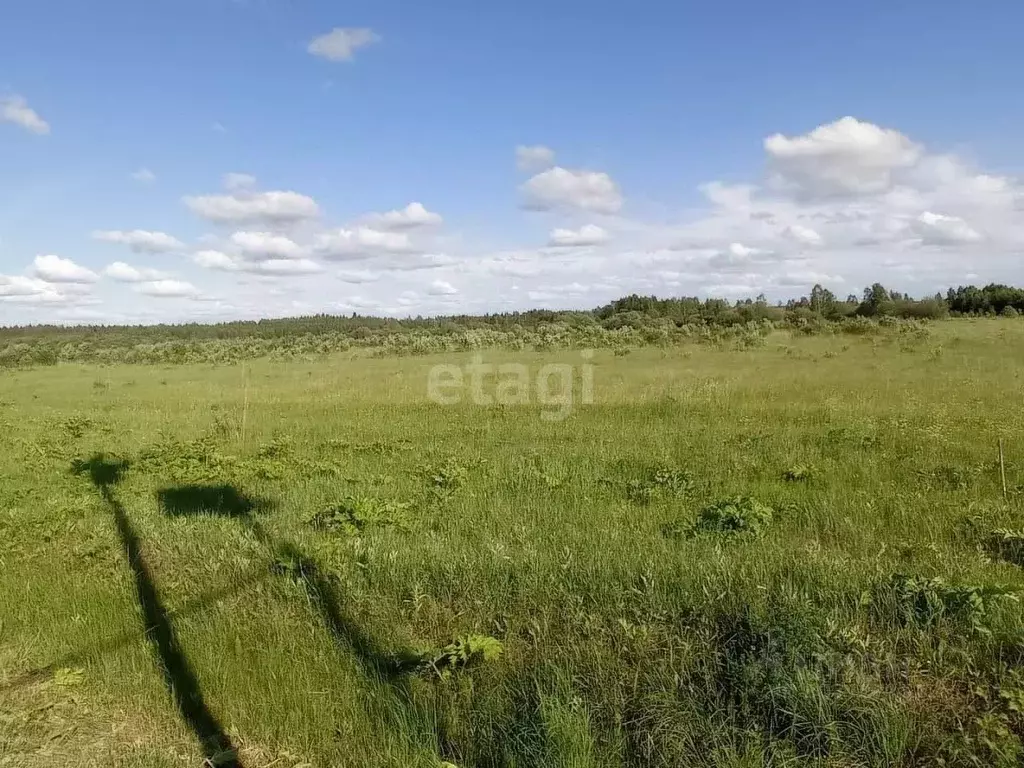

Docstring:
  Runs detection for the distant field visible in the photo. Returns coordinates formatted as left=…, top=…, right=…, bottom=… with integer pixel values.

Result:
left=4, top=319, right=1024, bottom=767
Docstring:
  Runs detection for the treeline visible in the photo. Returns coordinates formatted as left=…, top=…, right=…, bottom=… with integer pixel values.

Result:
left=0, top=282, right=1018, bottom=368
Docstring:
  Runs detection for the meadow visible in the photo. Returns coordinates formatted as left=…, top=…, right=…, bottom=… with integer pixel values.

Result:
left=3, top=318, right=1024, bottom=767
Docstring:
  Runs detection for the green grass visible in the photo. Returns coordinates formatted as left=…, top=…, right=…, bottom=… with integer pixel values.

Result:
left=3, top=319, right=1024, bottom=766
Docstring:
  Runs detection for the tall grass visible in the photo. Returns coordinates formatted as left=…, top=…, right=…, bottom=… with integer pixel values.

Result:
left=2, top=320, right=1024, bottom=766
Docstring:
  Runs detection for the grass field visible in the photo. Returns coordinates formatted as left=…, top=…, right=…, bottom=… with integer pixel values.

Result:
left=4, top=319, right=1024, bottom=767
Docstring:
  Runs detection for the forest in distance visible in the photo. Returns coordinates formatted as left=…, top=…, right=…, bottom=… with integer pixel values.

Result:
left=1, top=282, right=1023, bottom=370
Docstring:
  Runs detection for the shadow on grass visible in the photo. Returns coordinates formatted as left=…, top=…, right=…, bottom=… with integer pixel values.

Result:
left=73, top=457, right=243, bottom=768
left=268, top=539, right=422, bottom=680
left=0, top=571, right=269, bottom=694
left=157, top=483, right=419, bottom=681
left=157, top=484, right=271, bottom=519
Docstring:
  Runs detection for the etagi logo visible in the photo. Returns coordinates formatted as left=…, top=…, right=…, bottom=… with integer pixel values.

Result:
left=427, top=351, right=595, bottom=421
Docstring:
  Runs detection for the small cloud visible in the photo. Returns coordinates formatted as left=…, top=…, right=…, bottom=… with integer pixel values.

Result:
left=365, top=202, right=443, bottom=230
left=193, top=250, right=239, bottom=271
left=104, top=261, right=170, bottom=282
left=229, top=230, right=307, bottom=260
left=912, top=211, right=982, bottom=245
left=1, top=95, right=50, bottom=135
left=307, top=27, right=380, bottom=62
left=130, top=167, right=156, bottom=183
left=548, top=224, right=609, bottom=247
left=137, top=279, right=199, bottom=298
left=782, top=224, right=823, bottom=246
left=516, top=145, right=556, bottom=172
left=313, top=226, right=414, bottom=259
left=31, top=255, right=98, bottom=283
left=183, top=190, right=320, bottom=225
left=521, top=166, right=623, bottom=214
left=426, top=279, right=458, bottom=296
left=212, top=121, right=227, bottom=134
left=92, top=229, right=184, bottom=253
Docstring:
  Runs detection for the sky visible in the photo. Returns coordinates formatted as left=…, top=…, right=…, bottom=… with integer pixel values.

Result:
left=2, top=0, right=1024, bottom=325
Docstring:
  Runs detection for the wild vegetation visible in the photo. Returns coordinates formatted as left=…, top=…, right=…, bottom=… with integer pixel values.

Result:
left=0, top=282, right=1019, bottom=368
left=2, top=301, right=1024, bottom=767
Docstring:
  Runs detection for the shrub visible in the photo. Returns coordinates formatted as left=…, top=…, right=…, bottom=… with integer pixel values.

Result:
left=684, top=497, right=774, bottom=537
left=881, top=574, right=1019, bottom=634
left=418, top=634, right=504, bottom=680
left=309, top=496, right=412, bottom=534
left=783, top=464, right=813, bottom=482
left=985, top=529, right=1024, bottom=567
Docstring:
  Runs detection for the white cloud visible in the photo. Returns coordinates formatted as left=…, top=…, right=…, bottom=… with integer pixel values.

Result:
left=192, top=249, right=321, bottom=276
left=104, top=262, right=170, bottom=282
left=31, top=255, right=99, bottom=283
left=229, top=231, right=307, bottom=260
left=521, top=166, right=623, bottom=214
left=426, top=279, right=458, bottom=296
left=783, top=224, right=823, bottom=246
left=313, top=227, right=414, bottom=260
left=366, top=202, right=443, bottom=230
left=93, top=229, right=184, bottom=253
left=765, top=116, right=922, bottom=198
left=7, top=114, right=1024, bottom=324
left=193, top=250, right=239, bottom=271
left=0, top=275, right=61, bottom=298
left=912, top=211, right=983, bottom=245
left=184, top=189, right=319, bottom=225
left=245, top=258, right=322, bottom=275
left=130, top=167, right=156, bottom=183
left=1, top=95, right=50, bottom=135
left=307, top=27, right=379, bottom=62
left=137, top=280, right=199, bottom=298
left=516, top=145, right=556, bottom=172
left=548, top=224, right=610, bottom=247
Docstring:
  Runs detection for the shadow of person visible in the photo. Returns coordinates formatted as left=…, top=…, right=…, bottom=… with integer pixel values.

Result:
left=72, top=456, right=243, bottom=767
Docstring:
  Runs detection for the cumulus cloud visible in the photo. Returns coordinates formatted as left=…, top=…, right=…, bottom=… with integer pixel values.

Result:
left=192, top=249, right=321, bottom=276
left=765, top=116, right=922, bottom=198
left=229, top=231, right=307, bottom=260
left=183, top=180, right=320, bottom=225
left=31, top=255, right=99, bottom=283
left=783, top=224, right=823, bottom=246
left=1, top=95, right=49, bottom=135
left=93, top=229, right=184, bottom=253
left=365, top=202, right=443, bottom=230
left=912, top=211, right=982, bottom=245
left=104, top=262, right=170, bottom=282
left=131, top=167, right=156, bottom=183
left=516, top=145, right=556, bottom=171
left=307, top=27, right=379, bottom=61
left=137, top=279, right=199, bottom=298
left=521, top=166, right=623, bottom=214
left=313, top=227, right=414, bottom=260
left=426, top=279, right=458, bottom=296
left=548, top=224, right=610, bottom=247
left=0, top=275, right=63, bottom=298
left=193, top=250, right=239, bottom=271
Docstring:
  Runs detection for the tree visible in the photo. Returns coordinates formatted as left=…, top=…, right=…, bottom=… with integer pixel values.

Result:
left=809, top=284, right=837, bottom=316
left=859, top=283, right=893, bottom=317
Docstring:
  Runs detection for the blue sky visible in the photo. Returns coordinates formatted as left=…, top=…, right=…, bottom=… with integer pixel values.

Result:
left=3, top=0, right=1024, bottom=323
